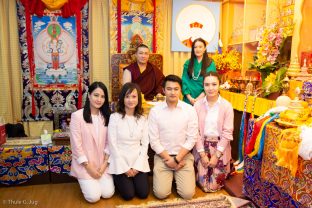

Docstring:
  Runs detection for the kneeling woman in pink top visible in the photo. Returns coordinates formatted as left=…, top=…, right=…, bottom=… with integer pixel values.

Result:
left=70, top=82, right=115, bottom=203
left=193, top=72, right=234, bottom=192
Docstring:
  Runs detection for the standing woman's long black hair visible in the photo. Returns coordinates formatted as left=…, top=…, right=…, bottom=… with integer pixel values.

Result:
left=83, top=82, right=111, bottom=126
left=187, top=38, right=212, bottom=78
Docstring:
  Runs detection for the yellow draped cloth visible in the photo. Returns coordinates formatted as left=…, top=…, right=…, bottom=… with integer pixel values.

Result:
left=112, top=0, right=154, bottom=12
left=274, top=128, right=301, bottom=176
left=220, top=90, right=276, bottom=116
left=41, top=0, right=68, bottom=10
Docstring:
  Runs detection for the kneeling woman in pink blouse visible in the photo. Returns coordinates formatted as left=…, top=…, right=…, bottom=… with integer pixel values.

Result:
left=70, top=82, right=115, bottom=203
left=108, top=83, right=150, bottom=200
left=193, top=72, right=234, bottom=192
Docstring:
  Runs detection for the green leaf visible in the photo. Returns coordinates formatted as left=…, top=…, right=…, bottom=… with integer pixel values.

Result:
left=275, top=67, right=287, bottom=83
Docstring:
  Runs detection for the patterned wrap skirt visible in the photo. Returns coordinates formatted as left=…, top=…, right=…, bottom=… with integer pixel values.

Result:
left=193, top=140, right=230, bottom=192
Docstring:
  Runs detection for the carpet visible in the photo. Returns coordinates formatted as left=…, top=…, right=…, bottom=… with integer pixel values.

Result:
left=116, top=194, right=254, bottom=208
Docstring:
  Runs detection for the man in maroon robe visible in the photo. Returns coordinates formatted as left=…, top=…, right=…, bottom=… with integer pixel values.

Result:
left=123, top=44, right=165, bottom=100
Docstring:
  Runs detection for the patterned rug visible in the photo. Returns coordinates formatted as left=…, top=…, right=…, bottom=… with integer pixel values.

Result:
left=116, top=194, right=251, bottom=208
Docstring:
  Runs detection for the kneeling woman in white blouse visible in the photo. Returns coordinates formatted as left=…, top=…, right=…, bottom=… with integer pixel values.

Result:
left=108, top=82, right=150, bottom=200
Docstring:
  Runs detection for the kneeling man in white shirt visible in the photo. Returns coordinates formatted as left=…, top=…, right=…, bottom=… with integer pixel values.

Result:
left=148, top=74, right=198, bottom=200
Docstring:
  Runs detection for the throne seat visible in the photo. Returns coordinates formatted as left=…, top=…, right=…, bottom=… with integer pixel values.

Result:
left=111, top=53, right=163, bottom=101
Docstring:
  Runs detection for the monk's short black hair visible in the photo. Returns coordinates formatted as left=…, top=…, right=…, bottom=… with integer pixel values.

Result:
left=136, top=44, right=149, bottom=52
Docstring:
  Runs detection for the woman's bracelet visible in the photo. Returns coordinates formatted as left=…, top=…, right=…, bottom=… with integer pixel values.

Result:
left=82, top=161, right=89, bottom=167
left=104, top=154, right=109, bottom=162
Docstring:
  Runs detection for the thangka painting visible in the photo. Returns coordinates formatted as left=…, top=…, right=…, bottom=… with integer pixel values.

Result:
left=17, top=0, right=89, bottom=121
left=32, top=16, right=78, bottom=87
left=121, top=13, right=153, bottom=52
left=116, top=0, right=156, bottom=53
left=171, top=0, right=221, bottom=52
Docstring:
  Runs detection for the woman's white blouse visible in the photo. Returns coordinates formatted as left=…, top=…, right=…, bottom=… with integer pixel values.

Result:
left=91, top=114, right=100, bottom=140
left=203, top=97, right=220, bottom=138
left=107, top=113, right=150, bottom=174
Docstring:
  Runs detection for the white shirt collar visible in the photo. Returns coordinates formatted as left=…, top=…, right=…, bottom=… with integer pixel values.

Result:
left=161, top=100, right=183, bottom=109
left=203, top=95, right=221, bottom=107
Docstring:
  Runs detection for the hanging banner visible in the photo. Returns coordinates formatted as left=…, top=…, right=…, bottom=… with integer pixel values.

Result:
left=17, top=0, right=89, bottom=121
left=117, top=0, right=156, bottom=53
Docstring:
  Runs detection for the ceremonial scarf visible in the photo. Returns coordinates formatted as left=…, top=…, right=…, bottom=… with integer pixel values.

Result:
left=238, top=111, right=246, bottom=163
left=248, top=114, right=279, bottom=159
left=245, top=116, right=269, bottom=154
left=238, top=94, right=250, bottom=163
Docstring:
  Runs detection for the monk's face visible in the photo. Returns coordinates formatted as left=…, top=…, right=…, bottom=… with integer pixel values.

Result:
left=135, top=47, right=150, bottom=65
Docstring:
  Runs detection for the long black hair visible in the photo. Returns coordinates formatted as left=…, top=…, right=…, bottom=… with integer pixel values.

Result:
left=187, top=38, right=212, bottom=78
left=116, top=82, right=143, bottom=119
left=83, top=82, right=111, bottom=126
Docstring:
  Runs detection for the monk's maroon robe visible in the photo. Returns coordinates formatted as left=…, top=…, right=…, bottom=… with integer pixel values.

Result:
left=124, top=62, right=164, bottom=100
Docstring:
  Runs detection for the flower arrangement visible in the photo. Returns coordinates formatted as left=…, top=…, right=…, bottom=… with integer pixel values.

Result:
left=249, top=23, right=290, bottom=81
left=212, top=49, right=241, bottom=74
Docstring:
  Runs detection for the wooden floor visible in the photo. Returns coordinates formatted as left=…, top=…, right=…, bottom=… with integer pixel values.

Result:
left=0, top=180, right=228, bottom=208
